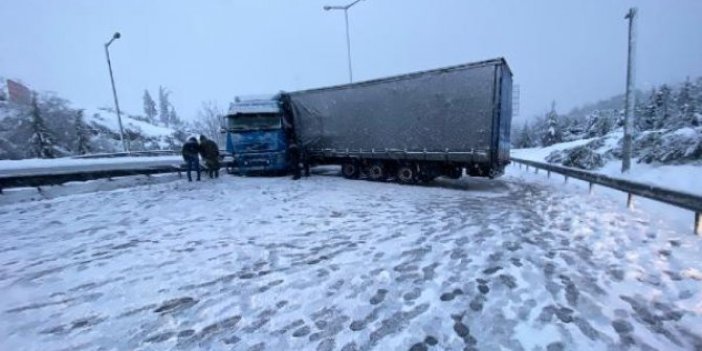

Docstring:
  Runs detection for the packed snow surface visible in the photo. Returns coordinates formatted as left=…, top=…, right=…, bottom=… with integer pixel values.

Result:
left=1, top=167, right=701, bottom=350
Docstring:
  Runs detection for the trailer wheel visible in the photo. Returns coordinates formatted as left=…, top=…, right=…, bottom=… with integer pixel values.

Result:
left=396, top=165, right=417, bottom=184
left=341, top=161, right=360, bottom=179
left=367, top=163, right=387, bottom=181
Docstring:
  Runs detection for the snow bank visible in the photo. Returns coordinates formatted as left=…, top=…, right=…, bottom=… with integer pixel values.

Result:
left=0, top=155, right=182, bottom=177
left=513, top=130, right=702, bottom=196
left=512, top=137, right=596, bottom=161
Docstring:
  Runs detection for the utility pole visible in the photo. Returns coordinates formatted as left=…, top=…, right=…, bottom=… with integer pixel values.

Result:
left=344, top=9, right=353, bottom=83
left=622, top=8, right=637, bottom=173
left=104, top=32, right=129, bottom=153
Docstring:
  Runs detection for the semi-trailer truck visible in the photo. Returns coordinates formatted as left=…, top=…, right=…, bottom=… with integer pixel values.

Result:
left=222, top=57, right=513, bottom=183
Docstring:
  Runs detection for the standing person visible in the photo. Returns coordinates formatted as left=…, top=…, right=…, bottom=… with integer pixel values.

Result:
left=181, top=137, right=201, bottom=182
left=288, top=142, right=301, bottom=180
left=199, top=135, right=220, bottom=179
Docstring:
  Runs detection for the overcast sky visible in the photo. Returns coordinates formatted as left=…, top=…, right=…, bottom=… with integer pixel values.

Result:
left=1, top=0, right=701, bottom=123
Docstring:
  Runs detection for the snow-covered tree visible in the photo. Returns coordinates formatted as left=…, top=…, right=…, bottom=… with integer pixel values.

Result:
left=654, top=84, right=673, bottom=129
left=637, top=88, right=657, bottom=131
left=169, top=105, right=181, bottom=127
left=694, top=77, right=702, bottom=108
left=143, top=89, right=157, bottom=123
left=677, top=78, right=696, bottom=127
left=541, top=102, right=562, bottom=146
left=158, top=86, right=171, bottom=126
left=693, top=77, right=702, bottom=126
left=74, top=109, right=91, bottom=155
left=28, top=95, right=56, bottom=158
left=585, top=110, right=614, bottom=137
left=516, top=121, right=534, bottom=148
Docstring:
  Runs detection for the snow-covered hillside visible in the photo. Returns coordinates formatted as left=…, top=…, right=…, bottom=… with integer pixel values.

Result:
left=1, top=76, right=190, bottom=160
left=82, top=107, right=187, bottom=151
left=512, top=129, right=702, bottom=196
left=512, top=76, right=701, bottom=196
left=0, top=98, right=187, bottom=160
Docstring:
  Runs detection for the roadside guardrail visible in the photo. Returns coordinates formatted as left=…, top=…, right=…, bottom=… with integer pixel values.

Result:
left=0, top=166, right=182, bottom=192
left=511, top=157, right=702, bottom=235
left=72, top=150, right=180, bottom=159
left=0, top=157, right=184, bottom=193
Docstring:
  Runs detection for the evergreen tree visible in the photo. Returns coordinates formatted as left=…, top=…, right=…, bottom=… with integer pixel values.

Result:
left=74, top=109, right=91, bottom=155
left=169, top=105, right=181, bottom=127
left=637, top=88, right=657, bottom=131
left=654, top=84, right=673, bottom=129
left=586, top=110, right=613, bottom=138
left=143, top=89, right=157, bottom=123
left=677, top=78, right=696, bottom=127
left=695, top=77, right=702, bottom=109
left=28, top=95, right=56, bottom=158
left=517, top=121, right=533, bottom=148
left=613, top=109, right=625, bottom=128
left=541, top=101, right=561, bottom=146
left=158, top=86, right=171, bottom=126
left=693, top=77, right=702, bottom=126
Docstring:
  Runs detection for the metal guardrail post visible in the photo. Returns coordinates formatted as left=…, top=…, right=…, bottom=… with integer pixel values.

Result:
left=627, top=193, right=634, bottom=209
left=589, top=182, right=594, bottom=195
left=696, top=212, right=701, bottom=236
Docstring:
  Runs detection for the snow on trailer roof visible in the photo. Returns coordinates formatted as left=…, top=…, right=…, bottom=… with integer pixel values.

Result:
left=228, top=95, right=280, bottom=115
left=286, top=57, right=511, bottom=96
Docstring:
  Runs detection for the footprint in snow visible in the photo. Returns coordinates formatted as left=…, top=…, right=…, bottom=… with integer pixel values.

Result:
left=370, top=289, right=388, bottom=305
left=153, top=297, right=198, bottom=314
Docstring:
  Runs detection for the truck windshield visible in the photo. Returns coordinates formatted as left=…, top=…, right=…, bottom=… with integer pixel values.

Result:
left=227, top=113, right=281, bottom=131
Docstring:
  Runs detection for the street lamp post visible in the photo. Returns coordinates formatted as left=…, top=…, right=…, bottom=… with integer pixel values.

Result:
left=622, top=8, right=637, bottom=173
left=323, top=0, right=365, bottom=83
left=104, top=32, right=128, bottom=153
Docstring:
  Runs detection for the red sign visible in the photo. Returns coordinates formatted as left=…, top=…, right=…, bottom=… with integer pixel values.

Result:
left=7, top=79, right=32, bottom=105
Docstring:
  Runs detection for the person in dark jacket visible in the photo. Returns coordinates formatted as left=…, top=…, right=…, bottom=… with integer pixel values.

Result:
left=288, top=142, right=301, bottom=180
left=182, top=137, right=201, bottom=182
left=199, top=135, right=220, bottom=178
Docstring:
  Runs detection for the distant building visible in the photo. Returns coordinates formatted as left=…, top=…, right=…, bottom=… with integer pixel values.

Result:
left=6, top=79, right=32, bottom=105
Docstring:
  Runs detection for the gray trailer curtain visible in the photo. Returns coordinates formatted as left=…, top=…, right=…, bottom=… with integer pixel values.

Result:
left=288, top=62, right=500, bottom=153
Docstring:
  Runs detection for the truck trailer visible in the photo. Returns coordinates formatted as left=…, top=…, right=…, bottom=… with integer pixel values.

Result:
left=223, top=57, right=513, bottom=183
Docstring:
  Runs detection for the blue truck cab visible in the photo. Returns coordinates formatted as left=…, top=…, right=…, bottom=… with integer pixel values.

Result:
left=222, top=97, right=290, bottom=174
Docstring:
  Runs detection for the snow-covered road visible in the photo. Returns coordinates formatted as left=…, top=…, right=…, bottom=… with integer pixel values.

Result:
left=1, top=167, right=701, bottom=351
